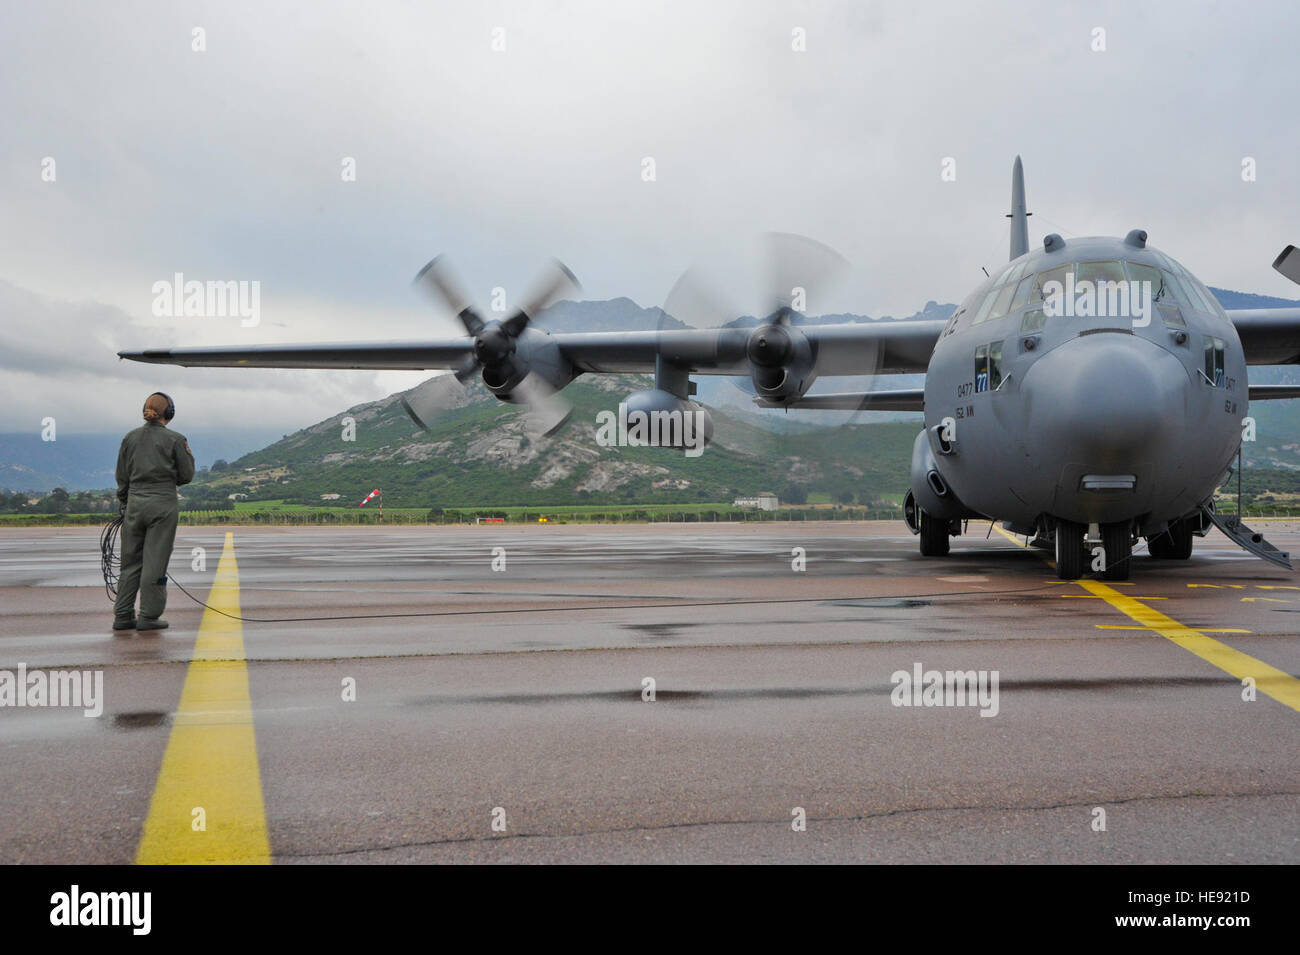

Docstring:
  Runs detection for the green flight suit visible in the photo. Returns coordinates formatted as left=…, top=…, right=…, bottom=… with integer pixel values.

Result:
left=113, top=421, right=195, bottom=622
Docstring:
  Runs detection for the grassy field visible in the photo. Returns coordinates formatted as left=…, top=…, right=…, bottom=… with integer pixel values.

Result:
left=0, top=500, right=911, bottom=526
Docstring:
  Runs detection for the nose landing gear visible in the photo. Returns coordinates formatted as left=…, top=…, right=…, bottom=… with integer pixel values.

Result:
left=1053, top=519, right=1132, bottom=580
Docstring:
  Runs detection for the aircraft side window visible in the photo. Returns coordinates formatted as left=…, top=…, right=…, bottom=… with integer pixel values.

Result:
left=1157, top=304, right=1185, bottom=327
left=1021, top=308, right=1046, bottom=332
left=972, top=288, right=1000, bottom=325
left=974, top=344, right=989, bottom=393
left=1010, top=275, right=1035, bottom=311
left=988, top=341, right=1004, bottom=390
left=1203, top=337, right=1225, bottom=385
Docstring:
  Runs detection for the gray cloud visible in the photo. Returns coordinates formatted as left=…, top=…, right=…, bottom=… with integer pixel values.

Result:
left=1, top=0, right=1297, bottom=433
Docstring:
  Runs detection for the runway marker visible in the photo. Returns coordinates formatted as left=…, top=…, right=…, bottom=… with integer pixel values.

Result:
left=136, top=532, right=271, bottom=864
left=994, top=525, right=1300, bottom=714
left=1078, top=580, right=1300, bottom=714
left=1062, top=594, right=1166, bottom=599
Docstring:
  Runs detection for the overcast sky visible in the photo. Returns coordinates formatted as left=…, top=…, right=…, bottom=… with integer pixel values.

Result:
left=2, top=0, right=1298, bottom=434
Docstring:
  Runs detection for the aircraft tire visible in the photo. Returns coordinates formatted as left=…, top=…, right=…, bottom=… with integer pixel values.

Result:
left=1167, top=518, right=1194, bottom=560
left=1147, top=532, right=1172, bottom=559
left=1055, top=520, right=1084, bottom=580
left=1101, top=522, right=1132, bottom=581
left=919, top=511, right=950, bottom=557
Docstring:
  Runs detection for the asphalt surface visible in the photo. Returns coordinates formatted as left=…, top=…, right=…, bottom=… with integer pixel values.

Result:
left=1, top=521, right=1298, bottom=863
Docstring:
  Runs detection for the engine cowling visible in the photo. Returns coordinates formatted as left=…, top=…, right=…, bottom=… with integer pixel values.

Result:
left=746, top=321, right=815, bottom=401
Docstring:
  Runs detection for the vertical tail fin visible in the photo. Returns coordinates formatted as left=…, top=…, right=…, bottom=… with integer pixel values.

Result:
left=1008, top=156, right=1029, bottom=261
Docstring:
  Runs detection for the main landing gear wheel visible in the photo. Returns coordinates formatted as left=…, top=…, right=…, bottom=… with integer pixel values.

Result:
left=1166, top=518, right=1194, bottom=559
left=1148, top=519, right=1193, bottom=560
left=1101, top=522, right=1132, bottom=581
left=1148, top=533, right=1172, bottom=559
left=919, top=510, right=950, bottom=557
left=1054, top=520, right=1084, bottom=580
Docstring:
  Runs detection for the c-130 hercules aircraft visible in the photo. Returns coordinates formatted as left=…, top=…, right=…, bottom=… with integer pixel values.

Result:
left=121, top=158, right=1300, bottom=581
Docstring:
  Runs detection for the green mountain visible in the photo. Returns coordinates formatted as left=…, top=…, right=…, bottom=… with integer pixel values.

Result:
left=194, top=374, right=919, bottom=509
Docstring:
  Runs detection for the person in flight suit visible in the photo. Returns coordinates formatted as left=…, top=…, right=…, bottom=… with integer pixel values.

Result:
left=113, top=392, right=195, bottom=632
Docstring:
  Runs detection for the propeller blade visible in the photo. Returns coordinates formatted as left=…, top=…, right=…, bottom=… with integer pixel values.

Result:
left=762, top=232, right=849, bottom=320
left=511, top=373, right=574, bottom=438
left=1274, top=245, right=1300, bottom=286
left=499, top=259, right=583, bottom=337
left=663, top=266, right=744, bottom=329
left=519, top=258, right=582, bottom=319
left=413, top=256, right=484, bottom=334
left=452, top=354, right=480, bottom=383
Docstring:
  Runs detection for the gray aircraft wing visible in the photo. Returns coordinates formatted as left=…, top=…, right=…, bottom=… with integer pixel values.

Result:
left=118, top=341, right=475, bottom=370
left=1227, top=308, right=1300, bottom=364
left=119, top=320, right=945, bottom=377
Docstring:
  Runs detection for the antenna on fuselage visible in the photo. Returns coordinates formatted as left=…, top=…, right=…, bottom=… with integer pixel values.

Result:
left=1006, top=155, right=1031, bottom=261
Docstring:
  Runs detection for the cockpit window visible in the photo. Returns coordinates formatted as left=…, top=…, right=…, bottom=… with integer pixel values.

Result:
left=1010, top=275, right=1035, bottom=311
left=1125, top=263, right=1169, bottom=303
left=1185, top=272, right=1227, bottom=318
left=985, top=282, right=1017, bottom=323
left=1034, top=265, right=1070, bottom=301
left=1075, top=261, right=1126, bottom=284
left=1021, top=308, right=1046, bottom=332
left=1158, top=304, right=1185, bottom=327
left=972, top=287, right=1000, bottom=324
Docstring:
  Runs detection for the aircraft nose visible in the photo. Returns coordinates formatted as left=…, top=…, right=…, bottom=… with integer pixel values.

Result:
left=1022, top=332, right=1187, bottom=464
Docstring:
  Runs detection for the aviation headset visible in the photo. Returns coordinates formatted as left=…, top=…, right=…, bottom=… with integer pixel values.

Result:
left=145, top=392, right=176, bottom=422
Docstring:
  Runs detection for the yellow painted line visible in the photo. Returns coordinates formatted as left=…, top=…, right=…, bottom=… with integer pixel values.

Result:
left=993, top=526, right=1031, bottom=549
left=1078, top=580, right=1300, bottom=714
left=1095, top=625, right=1251, bottom=633
left=136, top=532, right=270, bottom=864
left=1062, top=594, right=1166, bottom=599
left=993, top=523, right=1300, bottom=713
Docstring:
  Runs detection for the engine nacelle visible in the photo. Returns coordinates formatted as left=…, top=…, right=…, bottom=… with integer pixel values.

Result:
left=605, top=389, right=715, bottom=454
left=487, top=326, right=575, bottom=402
left=746, top=322, right=815, bottom=400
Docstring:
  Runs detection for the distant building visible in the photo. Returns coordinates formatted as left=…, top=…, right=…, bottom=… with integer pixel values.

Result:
left=733, top=493, right=779, bottom=511
left=320, top=493, right=341, bottom=500
left=228, top=492, right=249, bottom=501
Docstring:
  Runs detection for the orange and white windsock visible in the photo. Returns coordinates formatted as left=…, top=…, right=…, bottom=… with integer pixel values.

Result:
left=359, top=489, right=380, bottom=507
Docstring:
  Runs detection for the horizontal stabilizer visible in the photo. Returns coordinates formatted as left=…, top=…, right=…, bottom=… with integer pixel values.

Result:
left=1248, top=384, right=1300, bottom=400
left=754, top=389, right=925, bottom=412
